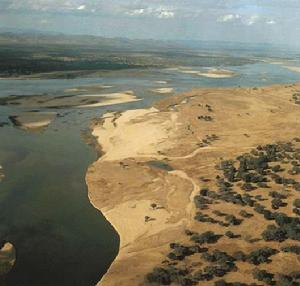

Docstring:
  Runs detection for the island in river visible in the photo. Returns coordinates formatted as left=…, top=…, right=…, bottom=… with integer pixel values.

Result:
left=87, top=84, right=300, bottom=286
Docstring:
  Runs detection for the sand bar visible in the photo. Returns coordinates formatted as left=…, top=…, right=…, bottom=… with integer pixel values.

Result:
left=151, top=88, right=174, bottom=94
left=9, top=112, right=57, bottom=130
left=284, top=66, right=300, bottom=73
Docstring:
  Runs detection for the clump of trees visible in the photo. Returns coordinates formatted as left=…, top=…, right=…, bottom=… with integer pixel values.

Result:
left=198, top=115, right=213, bottom=122
left=191, top=231, right=223, bottom=245
left=224, top=214, right=243, bottom=226
left=167, top=243, right=204, bottom=261
left=262, top=212, right=300, bottom=242
left=269, top=191, right=287, bottom=199
left=252, top=269, right=275, bottom=285
left=277, top=273, right=300, bottom=286
left=194, top=193, right=213, bottom=209
left=146, top=266, right=194, bottom=286
left=262, top=224, right=287, bottom=242
left=225, top=231, right=241, bottom=239
left=213, top=210, right=227, bottom=217
left=281, top=245, right=300, bottom=254
left=271, top=198, right=287, bottom=210
left=194, top=212, right=219, bottom=224
left=146, top=267, right=173, bottom=285
left=246, top=247, right=278, bottom=265
left=241, top=183, right=257, bottom=192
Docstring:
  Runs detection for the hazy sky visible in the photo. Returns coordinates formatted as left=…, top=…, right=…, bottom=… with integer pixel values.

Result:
left=1, top=0, right=299, bottom=45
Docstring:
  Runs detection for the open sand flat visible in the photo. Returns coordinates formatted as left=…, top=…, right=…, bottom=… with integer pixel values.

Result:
left=0, top=90, right=139, bottom=109
left=151, top=88, right=175, bottom=94
left=86, top=83, right=300, bottom=286
left=284, top=66, right=300, bottom=73
left=180, top=68, right=236, bottom=78
left=65, top=84, right=113, bottom=93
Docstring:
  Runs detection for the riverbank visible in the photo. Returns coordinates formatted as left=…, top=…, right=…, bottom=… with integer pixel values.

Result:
left=86, top=83, right=300, bottom=286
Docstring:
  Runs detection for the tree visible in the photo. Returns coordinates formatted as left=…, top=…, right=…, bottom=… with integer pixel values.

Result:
left=146, top=268, right=171, bottom=285
left=262, top=224, right=287, bottom=242
left=246, top=247, right=278, bottom=265
left=252, top=269, right=275, bottom=285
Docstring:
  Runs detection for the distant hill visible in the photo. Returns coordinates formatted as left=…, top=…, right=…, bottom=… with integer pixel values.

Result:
left=0, top=32, right=182, bottom=52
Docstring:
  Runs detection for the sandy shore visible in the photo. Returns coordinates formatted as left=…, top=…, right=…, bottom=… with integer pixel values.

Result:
left=86, top=83, right=300, bottom=286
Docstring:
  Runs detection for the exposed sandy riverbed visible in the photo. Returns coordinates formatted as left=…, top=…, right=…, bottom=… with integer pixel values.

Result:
left=0, top=89, right=139, bottom=109
left=86, top=83, right=300, bottom=286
